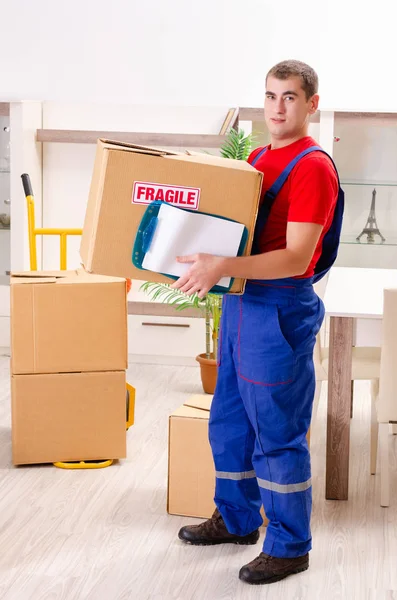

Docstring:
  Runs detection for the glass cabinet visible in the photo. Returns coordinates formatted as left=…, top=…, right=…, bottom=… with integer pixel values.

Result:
left=332, top=112, right=397, bottom=269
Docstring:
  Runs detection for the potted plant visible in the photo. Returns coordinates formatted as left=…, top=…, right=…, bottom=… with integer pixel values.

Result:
left=140, top=128, right=254, bottom=393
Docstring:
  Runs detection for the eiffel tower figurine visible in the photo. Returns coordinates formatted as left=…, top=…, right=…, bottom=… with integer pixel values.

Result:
left=356, top=187, right=386, bottom=244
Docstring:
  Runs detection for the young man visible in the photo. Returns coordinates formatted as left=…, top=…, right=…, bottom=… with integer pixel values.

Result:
left=172, top=60, right=340, bottom=585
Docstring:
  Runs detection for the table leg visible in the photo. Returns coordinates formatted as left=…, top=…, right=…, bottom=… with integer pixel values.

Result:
left=326, top=316, right=354, bottom=500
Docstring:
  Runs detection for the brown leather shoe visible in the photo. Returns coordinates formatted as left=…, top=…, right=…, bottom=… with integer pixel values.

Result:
left=178, top=509, right=260, bottom=546
left=239, top=552, right=309, bottom=585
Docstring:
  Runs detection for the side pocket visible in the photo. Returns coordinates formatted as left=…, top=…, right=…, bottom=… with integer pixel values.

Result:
left=275, top=305, right=295, bottom=353
left=316, top=297, right=326, bottom=334
left=238, top=299, right=295, bottom=386
left=216, top=323, right=222, bottom=367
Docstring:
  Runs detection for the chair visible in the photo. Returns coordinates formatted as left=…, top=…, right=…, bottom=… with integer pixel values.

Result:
left=312, top=277, right=381, bottom=423
left=370, top=288, right=397, bottom=507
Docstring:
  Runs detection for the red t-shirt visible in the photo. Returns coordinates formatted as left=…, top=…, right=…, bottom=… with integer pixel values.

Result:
left=248, top=136, right=338, bottom=279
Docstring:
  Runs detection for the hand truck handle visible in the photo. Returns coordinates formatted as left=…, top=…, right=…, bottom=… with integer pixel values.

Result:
left=21, top=173, right=33, bottom=197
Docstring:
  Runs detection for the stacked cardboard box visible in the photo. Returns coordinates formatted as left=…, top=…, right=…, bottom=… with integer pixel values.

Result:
left=10, top=269, right=128, bottom=465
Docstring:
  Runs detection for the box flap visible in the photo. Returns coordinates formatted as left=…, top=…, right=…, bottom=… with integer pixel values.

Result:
left=74, top=269, right=126, bottom=284
left=11, top=270, right=126, bottom=286
left=11, top=270, right=73, bottom=279
left=10, top=271, right=72, bottom=285
left=170, top=405, right=210, bottom=420
left=170, top=394, right=213, bottom=419
left=167, top=152, right=259, bottom=172
left=183, top=394, right=213, bottom=412
left=11, top=277, right=58, bottom=285
left=99, top=138, right=180, bottom=157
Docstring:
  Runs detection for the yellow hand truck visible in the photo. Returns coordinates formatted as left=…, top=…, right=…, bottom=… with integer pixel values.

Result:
left=21, top=173, right=135, bottom=469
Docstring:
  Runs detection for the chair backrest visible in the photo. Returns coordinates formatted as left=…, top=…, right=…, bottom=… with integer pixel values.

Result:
left=378, top=288, right=397, bottom=423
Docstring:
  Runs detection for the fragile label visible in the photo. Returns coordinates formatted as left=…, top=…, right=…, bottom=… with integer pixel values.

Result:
left=132, top=182, right=200, bottom=210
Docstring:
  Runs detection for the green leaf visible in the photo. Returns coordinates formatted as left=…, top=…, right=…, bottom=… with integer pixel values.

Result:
left=219, top=128, right=254, bottom=161
left=139, top=281, right=206, bottom=310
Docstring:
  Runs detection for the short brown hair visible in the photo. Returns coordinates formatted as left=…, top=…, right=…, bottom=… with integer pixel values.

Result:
left=266, top=60, right=318, bottom=100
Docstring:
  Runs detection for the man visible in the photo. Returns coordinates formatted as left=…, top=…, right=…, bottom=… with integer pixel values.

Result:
left=171, top=60, right=341, bottom=585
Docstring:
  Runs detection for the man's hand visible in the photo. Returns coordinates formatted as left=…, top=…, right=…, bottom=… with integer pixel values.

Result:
left=170, top=222, right=323, bottom=296
left=171, top=253, right=225, bottom=298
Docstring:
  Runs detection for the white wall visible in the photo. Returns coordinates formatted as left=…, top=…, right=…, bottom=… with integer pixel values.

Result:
left=9, top=102, right=43, bottom=273
left=0, top=116, right=10, bottom=284
left=0, top=0, right=396, bottom=112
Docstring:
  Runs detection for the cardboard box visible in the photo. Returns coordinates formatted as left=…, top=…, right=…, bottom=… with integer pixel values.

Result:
left=11, top=370, right=127, bottom=465
left=10, top=270, right=127, bottom=375
left=168, top=394, right=310, bottom=522
left=168, top=395, right=216, bottom=519
left=80, top=140, right=263, bottom=294
left=168, top=395, right=269, bottom=522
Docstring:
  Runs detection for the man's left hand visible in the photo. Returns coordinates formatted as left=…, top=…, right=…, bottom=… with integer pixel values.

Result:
left=171, top=253, right=225, bottom=298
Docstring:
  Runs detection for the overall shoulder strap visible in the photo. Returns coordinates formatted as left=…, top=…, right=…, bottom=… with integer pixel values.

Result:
left=251, top=144, right=342, bottom=256
left=266, top=145, right=340, bottom=199
left=249, top=146, right=268, bottom=167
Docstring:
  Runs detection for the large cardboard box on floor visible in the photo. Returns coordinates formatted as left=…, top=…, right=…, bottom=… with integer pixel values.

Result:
left=10, top=270, right=127, bottom=375
left=168, top=395, right=311, bottom=523
left=168, top=395, right=270, bottom=524
left=80, top=140, right=263, bottom=294
left=11, top=371, right=127, bottom=465
left=168, top=394, right=216, bottom=519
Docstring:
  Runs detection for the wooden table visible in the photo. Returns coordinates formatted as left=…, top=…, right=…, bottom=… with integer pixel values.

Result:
left=324, top=267, right=397, bottom=500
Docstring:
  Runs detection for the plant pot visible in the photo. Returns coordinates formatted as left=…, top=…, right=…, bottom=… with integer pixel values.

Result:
left=196, top=353, right=218, bottom=394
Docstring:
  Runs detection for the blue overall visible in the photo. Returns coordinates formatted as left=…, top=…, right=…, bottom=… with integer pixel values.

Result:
left=208, top=146, right=344, bottom=558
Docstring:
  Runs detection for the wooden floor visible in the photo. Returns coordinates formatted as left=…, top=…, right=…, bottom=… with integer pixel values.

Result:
left=0, top=353, right=396, bottom=600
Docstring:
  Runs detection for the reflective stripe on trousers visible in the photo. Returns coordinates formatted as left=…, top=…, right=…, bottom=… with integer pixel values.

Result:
left=216, top=470, right=312, bottom=494
left=209, top=277, right=325, bottom=558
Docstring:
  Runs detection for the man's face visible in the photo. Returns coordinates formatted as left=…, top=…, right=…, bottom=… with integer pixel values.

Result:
left=264, top=75, right=319, bottom=140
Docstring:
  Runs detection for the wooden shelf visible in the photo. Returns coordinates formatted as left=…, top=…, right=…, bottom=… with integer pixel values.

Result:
left=35, top=106, right=324, bottom=145
left=239, top=107, right=265, bottom=121
left=36, top=129, right=227, bottom=147
left=239, top=107, right=320, bottom=123
left=0, top=103, right=9, bottom=117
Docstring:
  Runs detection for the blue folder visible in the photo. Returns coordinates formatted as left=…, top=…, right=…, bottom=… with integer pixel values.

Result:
left=132, top=200, right=248, bottom=294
